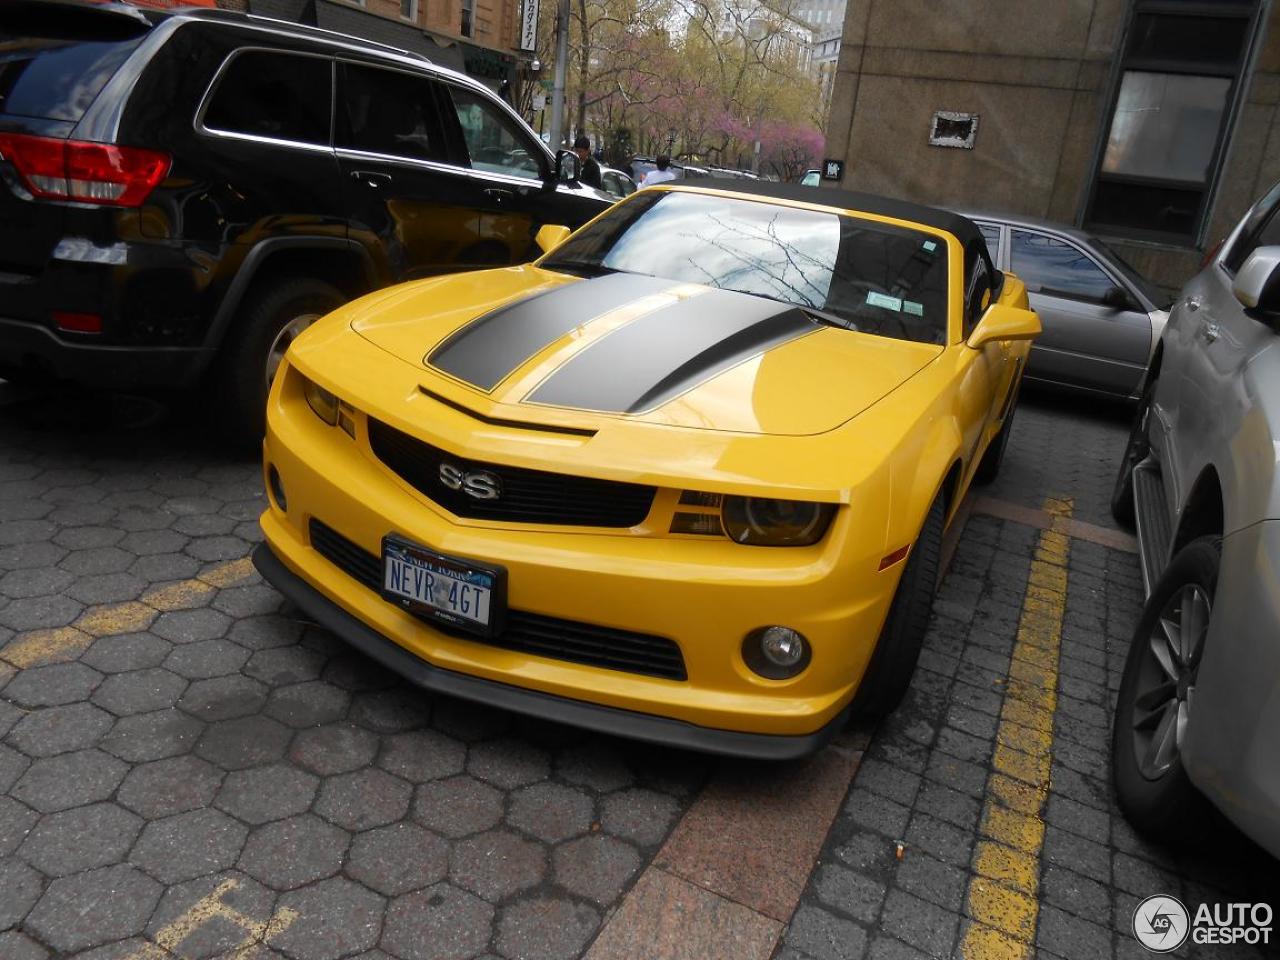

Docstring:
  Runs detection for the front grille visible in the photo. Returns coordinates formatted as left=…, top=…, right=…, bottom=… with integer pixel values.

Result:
left=368, top=418, right=656, bottom=528
left=308, top=520, right=687, bottom=681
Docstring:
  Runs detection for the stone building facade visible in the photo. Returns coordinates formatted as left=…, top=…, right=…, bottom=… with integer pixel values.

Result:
left=822, top=0, right=1280, bottom=289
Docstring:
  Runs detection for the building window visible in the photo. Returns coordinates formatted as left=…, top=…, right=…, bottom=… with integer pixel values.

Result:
left=400, top=0, right=416, bottom=19
left=461, top=0, right=474, bottom=36
left=1084, top=0, right=1259, bottom=245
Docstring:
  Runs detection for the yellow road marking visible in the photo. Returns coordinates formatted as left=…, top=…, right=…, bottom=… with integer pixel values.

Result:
left=125, top=877, right=298, bottom=960
left=961, top=497, right=1072, bottom=960
left=1, top=557, right=259, bottom=668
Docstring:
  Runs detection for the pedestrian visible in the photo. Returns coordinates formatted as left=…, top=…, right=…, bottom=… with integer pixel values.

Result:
left=640, top=155, right=677, bottom=187
left=573, top=134, right=602, bottom=189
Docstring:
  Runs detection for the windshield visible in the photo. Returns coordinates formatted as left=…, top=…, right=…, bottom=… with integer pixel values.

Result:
left=542, top=191, right=951, bottom=345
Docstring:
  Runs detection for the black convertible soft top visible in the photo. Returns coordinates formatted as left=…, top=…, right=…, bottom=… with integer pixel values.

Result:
left=677, top=179, right=985, bottom=250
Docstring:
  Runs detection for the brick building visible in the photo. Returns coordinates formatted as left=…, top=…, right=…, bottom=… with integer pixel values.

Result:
left=821, top=0, right=1280, bottom=289
left=217, top=0, right=530, bottom=92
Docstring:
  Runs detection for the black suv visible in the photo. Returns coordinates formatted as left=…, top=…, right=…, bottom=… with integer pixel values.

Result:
left=0, top=0, right=610, bottom=438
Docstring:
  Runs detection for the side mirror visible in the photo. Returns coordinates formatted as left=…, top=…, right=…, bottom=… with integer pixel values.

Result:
left=1101, top=285, right=1134, bottom=310
left=1232, top=246, right=1280, bottom=312
left=535, top=224, right=571, bottom=254
left=967, top=303, right=1042, bottom=349
left=555, top=149, right=580, bottom=183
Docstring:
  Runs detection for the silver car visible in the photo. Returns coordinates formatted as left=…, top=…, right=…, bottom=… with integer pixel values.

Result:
left=1110, top=180, right=1280, bottom=858
left=968, top=213, right=1171, bottom=400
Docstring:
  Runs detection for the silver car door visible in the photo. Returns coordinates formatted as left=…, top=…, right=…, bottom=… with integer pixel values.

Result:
left=1009, top=228, right=1150, bottom=396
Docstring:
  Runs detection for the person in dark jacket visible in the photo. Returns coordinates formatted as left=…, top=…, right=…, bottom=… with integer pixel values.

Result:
left=574, top=134, right=602, bottom=189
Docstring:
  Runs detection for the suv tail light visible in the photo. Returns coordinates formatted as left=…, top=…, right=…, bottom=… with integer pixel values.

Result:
left=0, top=133, right=169, bottom=207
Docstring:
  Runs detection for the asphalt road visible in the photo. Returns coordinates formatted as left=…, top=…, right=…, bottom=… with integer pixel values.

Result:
left=0, top=383, right=1275, bottom=960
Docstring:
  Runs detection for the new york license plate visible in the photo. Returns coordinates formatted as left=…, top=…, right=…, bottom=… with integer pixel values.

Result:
left=381, top=536, right=505, bottom=637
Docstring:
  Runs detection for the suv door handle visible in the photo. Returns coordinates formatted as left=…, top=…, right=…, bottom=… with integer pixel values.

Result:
left=484, top=188, right=515, bottom=203
left=351, top=170, right=392, bottom=189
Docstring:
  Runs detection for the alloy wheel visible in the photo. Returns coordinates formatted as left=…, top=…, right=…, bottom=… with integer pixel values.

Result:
left=265, top=313, right=320, bottom=388
left=1130, top=582, right=1209, bottom=779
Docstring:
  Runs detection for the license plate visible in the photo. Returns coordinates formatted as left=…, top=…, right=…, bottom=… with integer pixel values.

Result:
left=381, top=536, right=506, bottom=637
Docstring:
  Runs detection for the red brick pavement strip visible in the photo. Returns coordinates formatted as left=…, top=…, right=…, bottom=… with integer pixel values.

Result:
left=973, top=495, right=1137, bottom=553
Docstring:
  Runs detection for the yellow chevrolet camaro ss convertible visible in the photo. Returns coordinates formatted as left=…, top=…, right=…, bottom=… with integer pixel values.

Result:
left=254, top=182, right=1039, bottom=758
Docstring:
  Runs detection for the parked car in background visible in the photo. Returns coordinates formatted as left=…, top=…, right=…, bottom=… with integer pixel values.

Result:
left=599, top=165, right=636, bottom=199
left=1109, top=180, right=1280, bottom=859
left=965, top=212, right=1171, bottom=400
left=0, top=0, right=610, bottom=441
left=800, top=169, right=821, bottom=186
left=255, top=181, right=1040, bottom=758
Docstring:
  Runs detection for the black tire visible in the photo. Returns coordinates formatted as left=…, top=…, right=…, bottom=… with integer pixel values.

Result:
left=212, top=278, right=344, bottom=445
left=972, top=400, right=1017, bottom=486
left=1112, top=535, right=1218, bottom=842
left=1111, top=379, right=1154, bottom=527
left=852, top=495, right=945, bottom=717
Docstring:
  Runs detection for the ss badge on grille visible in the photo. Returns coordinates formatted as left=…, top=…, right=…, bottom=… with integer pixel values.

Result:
left=438, top=462, right=503, bottom=501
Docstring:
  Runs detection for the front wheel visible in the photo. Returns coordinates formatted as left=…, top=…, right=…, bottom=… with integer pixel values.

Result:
left=851, top=495, right=945, bottom=717
left=1111, top=535, right=1217, bottom=841
left=1111, top=379, right=1154, bottom=527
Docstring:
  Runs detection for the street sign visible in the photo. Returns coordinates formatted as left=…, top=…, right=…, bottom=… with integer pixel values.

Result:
left=520, top=0, right=539, bottom=52
left=822, top=159, right=843, bottom=180
left=532, top=92, right=546, bottom=111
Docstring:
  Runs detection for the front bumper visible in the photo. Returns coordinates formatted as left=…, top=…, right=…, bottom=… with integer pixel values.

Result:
left=260, top=361, right=906, bottom=751
left=1183, top=519, right=1280, bottom=858
left=254, top=542, right=849, bottom=759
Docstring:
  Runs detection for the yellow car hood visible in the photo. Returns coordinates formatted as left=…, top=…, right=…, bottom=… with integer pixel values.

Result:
left=350, top=266, right=941, bottom=437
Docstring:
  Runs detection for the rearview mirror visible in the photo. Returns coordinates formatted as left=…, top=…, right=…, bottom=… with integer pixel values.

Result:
left=967, top=303, right=1042, bottom=349
left=555, top=149, right=580, bottom=183
left=535, top=224, right=571, bottom=254
left=1232, top=246, right=1280, bottom=312
left=1101, top=285, right=1133, bottom=310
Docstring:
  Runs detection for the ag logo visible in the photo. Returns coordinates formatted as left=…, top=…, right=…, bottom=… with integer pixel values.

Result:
left=1133, top=895, right=1190, bottom=952
left=438, top=462, right=502, bottom=501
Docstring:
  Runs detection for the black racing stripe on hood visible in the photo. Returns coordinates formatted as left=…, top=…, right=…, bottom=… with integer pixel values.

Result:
left=427, top=273, right=679, bottom=391
left=526, top=287, right=817, bottom=414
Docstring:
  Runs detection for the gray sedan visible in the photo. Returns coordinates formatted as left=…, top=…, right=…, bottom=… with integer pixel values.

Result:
left=966, top=213, right=1171, bottom=400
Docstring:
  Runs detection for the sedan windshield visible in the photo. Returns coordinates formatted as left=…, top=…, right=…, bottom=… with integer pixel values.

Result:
left=542, top=190, right=951, bottom=345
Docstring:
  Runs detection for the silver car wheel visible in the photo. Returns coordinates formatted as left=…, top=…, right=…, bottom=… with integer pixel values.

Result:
left=1131, top=583, right=1209, bottom=779
left=266, top=313, right=320, bottom=388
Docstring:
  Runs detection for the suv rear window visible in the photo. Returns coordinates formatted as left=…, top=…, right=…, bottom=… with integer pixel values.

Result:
left=202, top=50, right=331, bottom=146
left=0, top=28, right=143, bottom=123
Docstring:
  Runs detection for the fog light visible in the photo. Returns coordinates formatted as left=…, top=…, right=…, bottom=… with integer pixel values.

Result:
left=268, top=464, right=287, bottom=512
left=743, top=626, right=810, bottom=679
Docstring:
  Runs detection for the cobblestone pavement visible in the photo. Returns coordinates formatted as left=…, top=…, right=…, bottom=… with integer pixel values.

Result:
left=0, top=390, right=705, bottom=960
left=775, top=389, right=1280, bottom=960
left=2, top=386, right=1278, bottom=960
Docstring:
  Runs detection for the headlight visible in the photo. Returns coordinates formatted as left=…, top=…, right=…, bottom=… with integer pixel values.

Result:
left=303, top=377, right=356, bottom=437
left=721, top=497, right=834, bottom=546
left=304, top=379, right=339, bottom=425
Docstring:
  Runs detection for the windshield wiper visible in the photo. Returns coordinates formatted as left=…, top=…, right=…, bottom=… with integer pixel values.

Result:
left=797, top=305, right=857, bottom=330
left=545, top=260, right=619, bottom=278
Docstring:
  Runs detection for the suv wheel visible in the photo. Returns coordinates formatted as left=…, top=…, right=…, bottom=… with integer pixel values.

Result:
left=1112, top=535, right=1217, bottom=841
left=851, top=495, right=944, bottom=717
left=215, top=278, right=344, bottom=444
left=1111, top=379, right=1154, bottom=527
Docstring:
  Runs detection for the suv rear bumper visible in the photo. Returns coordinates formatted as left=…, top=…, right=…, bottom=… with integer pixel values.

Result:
left=0, top=318, right=214, bottom=389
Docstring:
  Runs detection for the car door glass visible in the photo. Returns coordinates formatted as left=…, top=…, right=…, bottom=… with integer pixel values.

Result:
left=336, top=62, right=449, bottom=163
left=448, top=87, right=543, bottom=181
left=964, top=243, right=993, bottom=337
left=203, top=51, right=331, bottom=146
left=1010, top=229, right=1114, bottom=303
